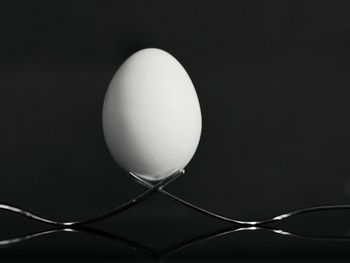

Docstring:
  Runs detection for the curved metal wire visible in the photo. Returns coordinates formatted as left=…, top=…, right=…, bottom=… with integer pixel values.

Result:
left=0, top=171, right=182, bottom=226
left=1, top=168, right=350, bottom=259
left=0, top=169, right=349, bottom=228
left=130, top=170, right=350, bottom=226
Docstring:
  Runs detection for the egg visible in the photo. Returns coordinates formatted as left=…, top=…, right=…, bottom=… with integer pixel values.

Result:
left=102, top=48, right=202, bottom=181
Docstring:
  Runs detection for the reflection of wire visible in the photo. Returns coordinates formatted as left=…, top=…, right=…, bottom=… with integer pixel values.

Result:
left=161, top=225, right=350, bottom=258
left=0, top=227, right=156, bottom=258
left=0, top=169, right=350, bottom=227
left=1, top=224, right=350, bottom=260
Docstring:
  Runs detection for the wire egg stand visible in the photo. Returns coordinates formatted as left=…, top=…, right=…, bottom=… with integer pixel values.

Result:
left=1, top=169, right=350, bottom=260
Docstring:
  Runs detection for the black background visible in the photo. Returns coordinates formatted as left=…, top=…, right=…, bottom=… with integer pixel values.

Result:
left=1, top=0, right=350, bottom=260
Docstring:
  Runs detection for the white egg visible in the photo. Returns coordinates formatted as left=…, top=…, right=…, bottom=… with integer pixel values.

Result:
left=102, top=48, right=202, bottom=181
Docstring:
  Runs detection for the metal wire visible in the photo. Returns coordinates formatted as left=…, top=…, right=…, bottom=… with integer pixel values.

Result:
left=1, top=169, right=350, bottom=227
left=1, top=169, right=350, bottom=259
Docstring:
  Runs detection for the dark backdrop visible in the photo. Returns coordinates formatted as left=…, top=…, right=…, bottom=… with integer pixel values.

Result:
left=1, top=0, right=350, bottom=222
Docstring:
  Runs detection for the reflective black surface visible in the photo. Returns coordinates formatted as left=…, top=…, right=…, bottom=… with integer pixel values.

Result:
left=1, top=192, right=350, bottom=261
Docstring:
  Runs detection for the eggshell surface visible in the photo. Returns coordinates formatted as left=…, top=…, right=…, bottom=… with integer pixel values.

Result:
left=102, top=48, right=202, bottom=181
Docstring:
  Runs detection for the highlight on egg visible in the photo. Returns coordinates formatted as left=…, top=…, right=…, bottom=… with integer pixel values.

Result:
left=102, top=48, right=202, bottom=181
